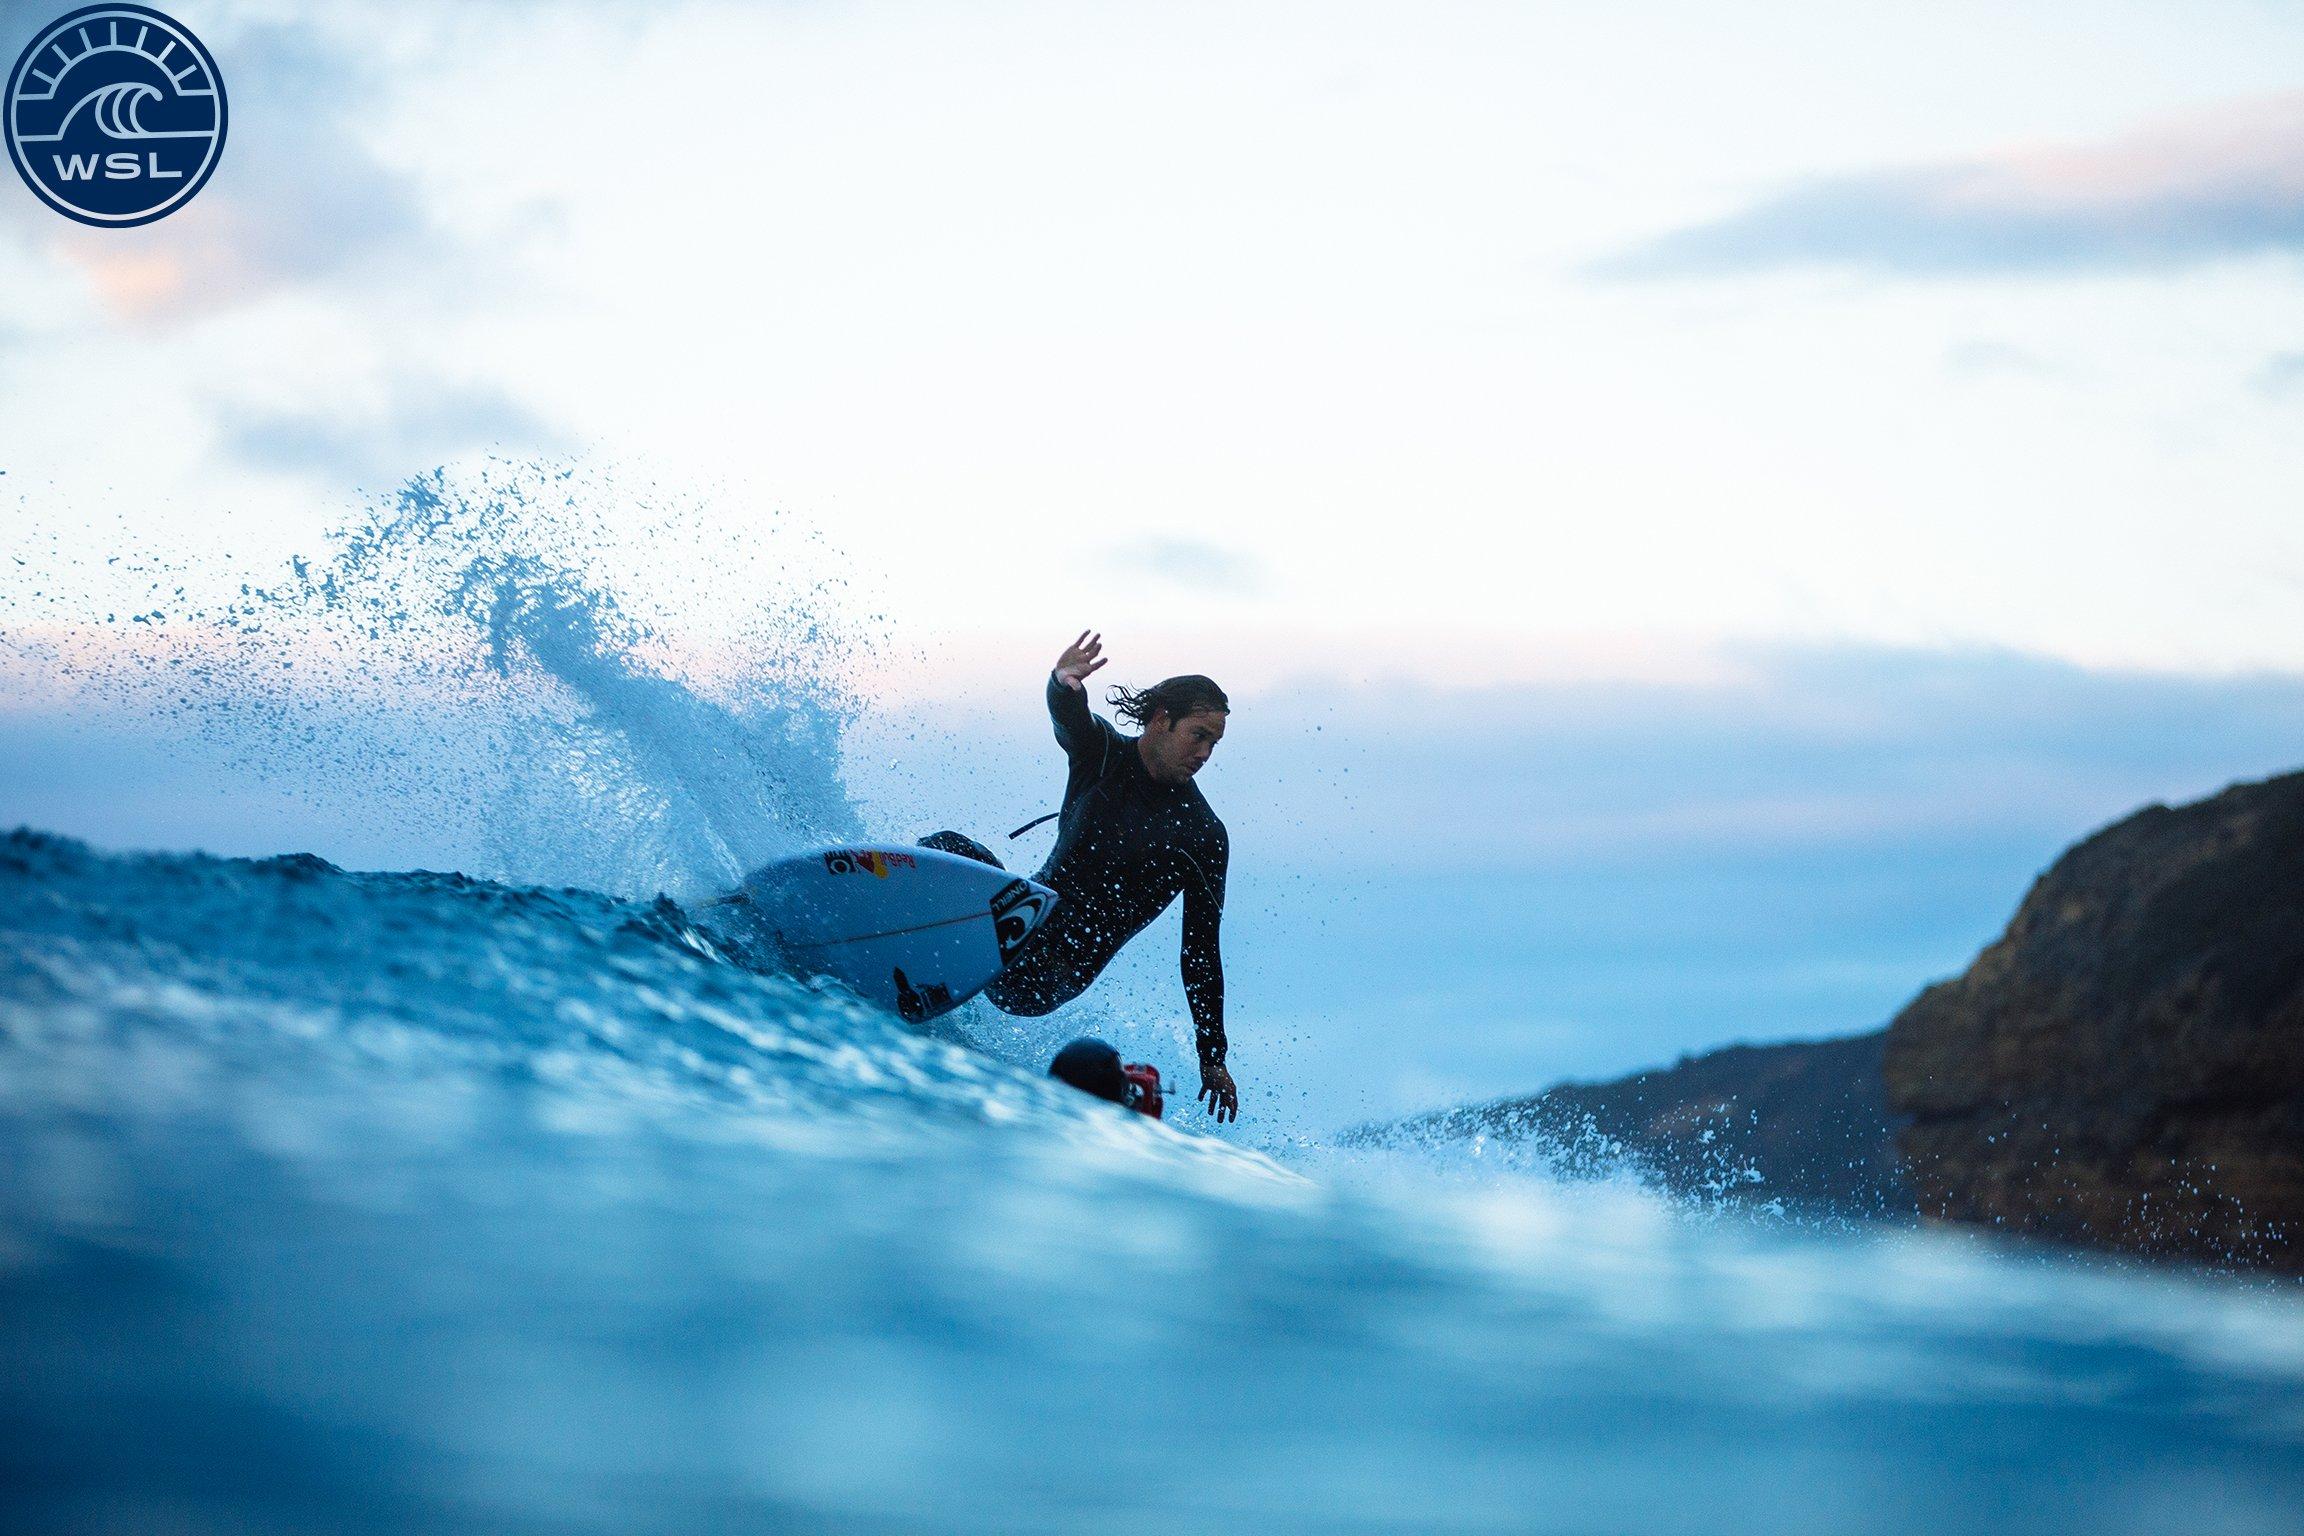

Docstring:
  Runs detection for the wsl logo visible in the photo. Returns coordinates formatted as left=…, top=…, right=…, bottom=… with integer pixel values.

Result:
left=5, top=5, right=226, bottom=228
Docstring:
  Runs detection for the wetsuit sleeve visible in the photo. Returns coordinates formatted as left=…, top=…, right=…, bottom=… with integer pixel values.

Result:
left=1046, top=670, right=1108, bottom=765
left=1181, top=824, right=1229, bottom=1069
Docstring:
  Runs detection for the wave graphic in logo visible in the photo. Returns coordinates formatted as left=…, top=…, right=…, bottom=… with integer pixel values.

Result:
left=5, top=5, right=227, bottom=228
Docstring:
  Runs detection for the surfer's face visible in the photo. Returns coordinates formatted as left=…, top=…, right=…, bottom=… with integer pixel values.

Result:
left=1142, top=708, right=1227, bottom=784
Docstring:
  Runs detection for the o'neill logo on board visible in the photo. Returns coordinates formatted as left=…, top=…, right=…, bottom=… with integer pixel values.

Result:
left=5, top=4, right=227, bottom=228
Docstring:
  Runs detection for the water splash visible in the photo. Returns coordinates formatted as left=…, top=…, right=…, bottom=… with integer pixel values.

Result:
left=3, top=460, right=885, bottom=896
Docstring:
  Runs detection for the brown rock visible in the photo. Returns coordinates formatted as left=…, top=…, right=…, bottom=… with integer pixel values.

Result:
left=1884, top=770, right=2304, bottom=1270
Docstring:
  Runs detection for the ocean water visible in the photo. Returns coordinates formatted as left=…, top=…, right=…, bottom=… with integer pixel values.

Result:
left=5, top=468, right=2303, bottom=1531
left=5, top=827, right=2303, bottom=1534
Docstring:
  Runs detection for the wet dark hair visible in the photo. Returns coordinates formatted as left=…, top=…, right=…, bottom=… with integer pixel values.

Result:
left=1049, top=1037, right=1127, bottom=1102
left=1107, top=674, right=1229, bottom=730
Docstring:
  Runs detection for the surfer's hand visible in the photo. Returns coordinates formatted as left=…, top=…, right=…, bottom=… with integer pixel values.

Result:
left=1054, top=631, right=1107, bottom=691
left=1198, top=1061, right=1238, bottom=1123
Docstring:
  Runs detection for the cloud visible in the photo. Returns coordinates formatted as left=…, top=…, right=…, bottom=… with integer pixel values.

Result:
left=1229, top=640, right=2304, bottom=866
left=218, top=373, right=566, bottom=486
left=2253, top=352, right=2304, bottom=399
left=1593, top=90, right=2304, bottom=279
left=43, top=22, right=445, bottom=323
left=1942, top=340, right=2060, bottom=380
left=1103, top=538, right=1269, bottom=595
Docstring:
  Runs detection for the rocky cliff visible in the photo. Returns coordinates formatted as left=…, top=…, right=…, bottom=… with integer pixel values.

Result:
left=1361, top=770, right=2304, bottom=1270
left=1883, top=770, right=2304, bottom=1271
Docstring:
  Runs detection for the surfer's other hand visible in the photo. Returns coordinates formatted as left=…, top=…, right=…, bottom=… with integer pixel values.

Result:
left=1054, top=630, right=1107, bottom=691
left=1198, top=1061, right=1238, bottom=1123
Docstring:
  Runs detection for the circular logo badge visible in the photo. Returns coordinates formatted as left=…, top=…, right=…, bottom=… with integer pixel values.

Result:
left=5, top=4, right=227, bottom=228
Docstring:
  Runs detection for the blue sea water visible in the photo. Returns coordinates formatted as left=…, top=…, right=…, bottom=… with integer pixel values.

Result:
left=5, top=827, right=2304, bottom=1534
left=4, top=466, right=2303, bottom=1530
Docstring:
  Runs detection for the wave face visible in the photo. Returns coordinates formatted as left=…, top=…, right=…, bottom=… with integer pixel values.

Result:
left=5, top=826, right=2303, bottom=1534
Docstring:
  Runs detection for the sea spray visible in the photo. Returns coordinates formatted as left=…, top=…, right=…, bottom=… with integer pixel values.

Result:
left=1, top=460, right=890, bottom=896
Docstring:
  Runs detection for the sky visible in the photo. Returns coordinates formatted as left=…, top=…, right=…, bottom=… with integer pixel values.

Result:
left=4, top=0, right=2304, bottom=1122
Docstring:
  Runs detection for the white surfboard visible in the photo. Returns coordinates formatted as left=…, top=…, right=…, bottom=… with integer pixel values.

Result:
left=728, top=845, right=1057, bottom=1023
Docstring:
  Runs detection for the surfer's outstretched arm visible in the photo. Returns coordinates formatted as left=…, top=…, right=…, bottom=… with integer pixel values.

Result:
left=1181, top=834, right=1236, bottom=1122
left=1048, top=630, right=1112, bottom=761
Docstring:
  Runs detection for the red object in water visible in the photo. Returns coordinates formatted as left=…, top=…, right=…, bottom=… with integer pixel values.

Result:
left=1121, top=1062, right=1163, bottom=1119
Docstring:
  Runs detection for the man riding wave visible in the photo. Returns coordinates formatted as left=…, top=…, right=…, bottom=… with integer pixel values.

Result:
left=926, top=632, right=1238, bottom=1122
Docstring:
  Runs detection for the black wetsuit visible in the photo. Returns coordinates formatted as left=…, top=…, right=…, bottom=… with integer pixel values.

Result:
left=955, top=674, right=1229, bottom=1068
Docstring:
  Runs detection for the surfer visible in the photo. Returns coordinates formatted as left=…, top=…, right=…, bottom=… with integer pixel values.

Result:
left=925, top=632, right=1238, bottom=1122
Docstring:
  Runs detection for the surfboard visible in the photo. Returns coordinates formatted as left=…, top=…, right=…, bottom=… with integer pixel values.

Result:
left=727, top=845, right=1058, bottom=1023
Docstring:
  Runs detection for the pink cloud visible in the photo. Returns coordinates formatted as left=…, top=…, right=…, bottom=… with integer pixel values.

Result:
left=1958, top=90, right=2304, bottom=211
left=1598, top=89, right=2304, bottom=278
